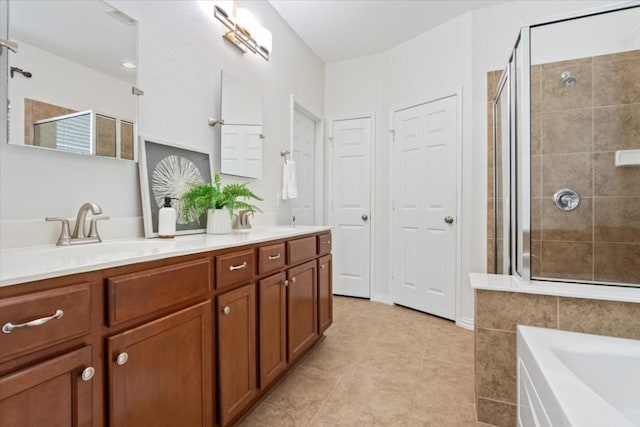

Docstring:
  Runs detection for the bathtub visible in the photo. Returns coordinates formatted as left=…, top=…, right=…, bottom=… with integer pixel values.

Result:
left=517, top=326, right=640, bottom=427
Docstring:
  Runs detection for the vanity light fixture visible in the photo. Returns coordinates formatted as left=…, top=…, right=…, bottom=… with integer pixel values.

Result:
left=214, top=5, right=272, bottom=61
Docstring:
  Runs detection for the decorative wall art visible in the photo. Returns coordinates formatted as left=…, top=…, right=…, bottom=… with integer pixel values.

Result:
left=139, top=137, right=212, bottom=237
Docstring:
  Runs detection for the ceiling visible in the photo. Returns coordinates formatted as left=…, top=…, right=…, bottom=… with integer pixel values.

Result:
left=269, top=0, right=506, bottom=63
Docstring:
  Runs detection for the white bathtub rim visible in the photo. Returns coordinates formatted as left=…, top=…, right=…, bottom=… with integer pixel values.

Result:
left=517, top=326, right=638, bottom=427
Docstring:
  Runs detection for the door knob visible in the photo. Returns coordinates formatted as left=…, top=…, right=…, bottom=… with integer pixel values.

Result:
left=444, top=216, right=454, bottom=224
left=362, top=214, right=369, bottom=221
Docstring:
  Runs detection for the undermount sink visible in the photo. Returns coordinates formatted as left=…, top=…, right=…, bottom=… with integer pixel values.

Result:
left=42, top=239, right=177, bottom=257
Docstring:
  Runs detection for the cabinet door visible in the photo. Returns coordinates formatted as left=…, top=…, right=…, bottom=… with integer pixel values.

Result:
left=0, top=346, right=94, bottom=427
left=318, top=255, right=333, bottom=333
left=217, top=284, right=256, bottom=426
left=287, top=260, right=318, bottom=363
left=258, top=272, right=287, bottom=389
left=108, top=301, right=213, bottom=427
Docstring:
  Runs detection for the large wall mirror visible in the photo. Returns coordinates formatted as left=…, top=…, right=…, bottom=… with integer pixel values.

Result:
left=220, top=71, right=263, bottom=179
left=5, top=0, right=138, bottom=161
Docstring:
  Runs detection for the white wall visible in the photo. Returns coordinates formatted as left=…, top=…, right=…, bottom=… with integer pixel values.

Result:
left=325, top=0, right=618, bottom=326
left=0, top=0, right=323, bottom=243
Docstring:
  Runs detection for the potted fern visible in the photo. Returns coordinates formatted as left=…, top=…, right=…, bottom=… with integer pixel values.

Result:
left=181, top=173, right=262, bottom=234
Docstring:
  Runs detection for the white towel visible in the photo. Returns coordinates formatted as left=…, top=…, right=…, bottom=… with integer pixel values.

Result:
left=281, top=160, right=298, bottom=200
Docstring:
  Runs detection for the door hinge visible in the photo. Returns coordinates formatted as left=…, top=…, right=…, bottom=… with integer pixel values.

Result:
left=391, top=269, right=394, bottom=279
left=392, top=200, right=395, bottom=211
left=389, top=129, right=395, bottom=141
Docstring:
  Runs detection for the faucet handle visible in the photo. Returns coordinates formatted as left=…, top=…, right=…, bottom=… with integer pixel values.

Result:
left=88, top=216, right=109, bottom=241
left=46, top=217, right=72, bottom=246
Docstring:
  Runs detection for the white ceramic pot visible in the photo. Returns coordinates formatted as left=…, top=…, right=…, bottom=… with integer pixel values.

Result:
left=206, top=208, right=232, bottom=234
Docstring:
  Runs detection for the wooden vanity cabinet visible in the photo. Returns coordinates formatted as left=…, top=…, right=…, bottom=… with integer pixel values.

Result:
left=1, top=230, right=332, bottom=427
left=217, top=283, right=256, bottom=426
left=318, top=255, right=333, bottom=334
left=258, top=272, right=287, bottom=389
left=107, top=301, right=213, bottom=427
left=287, top=260, right=318, bottom=363
left=0, top=345, right=94, bottom=427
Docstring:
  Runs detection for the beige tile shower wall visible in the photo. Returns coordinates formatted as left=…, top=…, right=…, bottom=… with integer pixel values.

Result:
left=534, top=50, right=640, bottom=284
left=474, top=289, right=640, bottom=427
left=487, top=50, right=640, bottom=284
left=24, top=98, right=76, bottom=146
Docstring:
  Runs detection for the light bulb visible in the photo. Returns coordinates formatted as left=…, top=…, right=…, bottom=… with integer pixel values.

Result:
left=235, top=7, right=257, bottom=33
left=253, top=26, right=272, bottom=53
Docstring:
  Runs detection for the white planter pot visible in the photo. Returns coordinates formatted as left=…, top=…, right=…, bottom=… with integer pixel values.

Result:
left=206, top=209, right=231, bottom=234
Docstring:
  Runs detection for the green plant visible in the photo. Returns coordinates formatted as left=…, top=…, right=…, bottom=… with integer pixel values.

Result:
left=181, top=173, right=263, bottom=224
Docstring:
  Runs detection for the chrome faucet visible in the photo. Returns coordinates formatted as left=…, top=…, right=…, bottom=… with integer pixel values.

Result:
left=233, top=210, right=254, bottom=230
left=46, top=202, right=109, bottom=246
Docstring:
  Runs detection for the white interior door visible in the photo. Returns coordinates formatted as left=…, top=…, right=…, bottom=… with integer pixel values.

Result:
left=220, top=125, right=262, bottom=179
left=292, top=109, right=315, bottom=225
left=330, top=117, right=371, bottom=298
left=391, top=96, right=457, bottom=320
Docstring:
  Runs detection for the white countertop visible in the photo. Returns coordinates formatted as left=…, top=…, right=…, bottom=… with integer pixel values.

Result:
left=0, top=226, right=331, bottom=287
left=470, top=273, right=640, bottom=304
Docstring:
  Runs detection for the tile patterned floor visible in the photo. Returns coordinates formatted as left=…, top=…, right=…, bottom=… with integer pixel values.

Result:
left=240, top=296, right=478, bottom=426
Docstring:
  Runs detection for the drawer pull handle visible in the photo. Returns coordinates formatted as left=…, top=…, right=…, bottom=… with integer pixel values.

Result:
left=268, top=253, right=281, bottom=260
left=81, top=367, right=95, bottom=381
left=323, top=240, right=331, bottom=245
left=291, top=277, right=297, bottom=284
left=2, top=309, right=64, bottom=334
left=222, top=306, right=231, bottom=315
left=116, top=352, right=128, bottom=366
left=229, top=261, right=247, bottom=271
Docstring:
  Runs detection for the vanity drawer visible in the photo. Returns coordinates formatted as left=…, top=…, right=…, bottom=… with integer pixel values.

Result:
left=107, top=258, right=211, bottom=326
left=0, top=283, right=91, bottom=362
left=287, top=236, right=317, bottom=265
left=317, top=233, right=332, bottom=256
left=217, top=250, right=255, bottom=289
left=258, top=243, right=286, bottom=275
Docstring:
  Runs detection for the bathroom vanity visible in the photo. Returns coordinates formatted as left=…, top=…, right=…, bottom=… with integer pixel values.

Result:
left=0, top=226, right=332, bottom=427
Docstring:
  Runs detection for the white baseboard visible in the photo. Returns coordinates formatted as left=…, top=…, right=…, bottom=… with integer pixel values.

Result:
left=370, top=294, right=393, bottom=305
left=456, top=316, right=475, bottom=331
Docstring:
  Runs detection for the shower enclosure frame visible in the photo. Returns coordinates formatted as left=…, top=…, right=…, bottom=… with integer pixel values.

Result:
left=492, top=1, right=640, bottom=283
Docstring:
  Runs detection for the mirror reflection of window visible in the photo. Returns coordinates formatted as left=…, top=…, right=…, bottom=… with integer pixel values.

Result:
left=6, top=0, right=138, bottom=161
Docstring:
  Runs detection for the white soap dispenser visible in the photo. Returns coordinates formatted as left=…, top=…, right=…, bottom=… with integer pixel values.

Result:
left=158, top=197, right=176, bottom=238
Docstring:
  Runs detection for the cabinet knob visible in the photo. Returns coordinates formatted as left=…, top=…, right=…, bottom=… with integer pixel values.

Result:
left=222, top=306, right=231, bottom=315
left=321, top=264, right=325, bottom=269
left=116, top=352, right=128, bottom=366
left=291, top=277, right=296, bottom=284
left=81, top=366, right=95, bottom=381
left=283, top=280, right=289, bottom=287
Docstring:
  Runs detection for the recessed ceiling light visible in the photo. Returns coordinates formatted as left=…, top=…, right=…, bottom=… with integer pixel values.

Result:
left=121, top=62, right=137, bottom=69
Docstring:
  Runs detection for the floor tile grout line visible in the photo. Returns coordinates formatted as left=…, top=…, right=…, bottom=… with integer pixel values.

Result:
left=305, top=365, right=348, bottom=427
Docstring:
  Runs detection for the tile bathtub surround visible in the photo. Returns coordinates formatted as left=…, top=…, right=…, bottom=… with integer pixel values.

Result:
left=474, top=289, right=640, bottom=427
left=486, top=50, right=640, bottom=285
left=240, top=296, right=479, bottom=427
